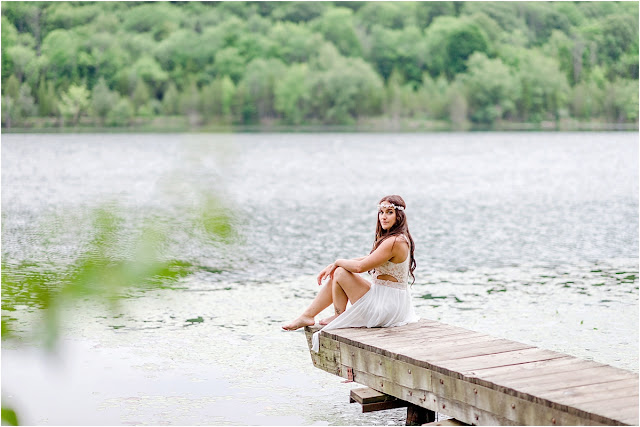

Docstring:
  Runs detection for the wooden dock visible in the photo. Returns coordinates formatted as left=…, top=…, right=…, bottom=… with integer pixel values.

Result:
left=304, top=319, right=639, bottom=426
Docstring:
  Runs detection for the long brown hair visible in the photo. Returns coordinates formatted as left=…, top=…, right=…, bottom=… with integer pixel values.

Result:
left=370, top=195, right=416, bottom=284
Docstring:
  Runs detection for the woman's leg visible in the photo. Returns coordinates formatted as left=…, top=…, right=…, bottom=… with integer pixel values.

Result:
left=319, top=276, right=347, bottom=325
left=320, top=267, right=370, bottom=325
left=282, top=281, right=333, bottom=330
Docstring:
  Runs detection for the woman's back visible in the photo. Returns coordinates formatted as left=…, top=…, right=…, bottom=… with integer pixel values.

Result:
left=372, top=234, right=410, bottom=286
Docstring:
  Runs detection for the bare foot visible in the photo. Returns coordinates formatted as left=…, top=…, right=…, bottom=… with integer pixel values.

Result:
left=282, top=315, right=315, bottom=331
left=319, top=314, right=339, bottom=325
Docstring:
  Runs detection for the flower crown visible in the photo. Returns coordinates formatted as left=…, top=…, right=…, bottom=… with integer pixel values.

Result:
left=377, top=203, right=405, bottom=211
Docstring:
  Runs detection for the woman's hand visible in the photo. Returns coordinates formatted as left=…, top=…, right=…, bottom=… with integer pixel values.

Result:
left=317, top=262, right=338, bottom=286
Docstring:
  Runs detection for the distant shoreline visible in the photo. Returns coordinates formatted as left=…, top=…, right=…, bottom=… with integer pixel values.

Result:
left=2, top=118, right=638, bottom=134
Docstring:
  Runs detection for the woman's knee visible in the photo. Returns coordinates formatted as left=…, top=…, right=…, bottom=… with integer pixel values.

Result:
left=334, top=267, right=349, bottom=280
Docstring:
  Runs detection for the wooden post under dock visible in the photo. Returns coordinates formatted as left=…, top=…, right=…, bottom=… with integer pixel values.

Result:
left=304, top=319, right=639, bottom=426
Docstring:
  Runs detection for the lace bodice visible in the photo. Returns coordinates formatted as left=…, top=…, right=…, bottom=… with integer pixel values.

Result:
left=372, top=235, right=410, bottom=284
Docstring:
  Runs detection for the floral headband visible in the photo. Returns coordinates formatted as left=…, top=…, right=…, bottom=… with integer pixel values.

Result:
left=377, top=203, right=405, bottom=211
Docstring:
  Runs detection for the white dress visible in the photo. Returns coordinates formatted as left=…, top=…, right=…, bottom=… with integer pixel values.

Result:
left=312, top=235, right=420, bottom=352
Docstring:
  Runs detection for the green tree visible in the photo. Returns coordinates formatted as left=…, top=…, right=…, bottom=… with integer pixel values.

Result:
left=37, top=77, right=59, bottom=117
left=271, top=2, right=328, bottom=23
left=312, top=7, right=362, bottom=57
left=45, top=2, right=101, bottom=30
left=1, top=16, right=19, bottom=81
left=180, top=81, right=202, bottom=125
left=417, top=74, right=453, bottom=120
left=122, top=3, right=184, bottom=41
left=231, top=80, right=255, bottom=124
left=16, top=83, right=37, bottom=121
left=611, top=51, right=639, bottom=80
left=598, top=14, right=638, bottom=64
left=59, top=84, right=90, bottom=126
left=268, top=22, right=324, bottom=63
left=107, top=97, right=134, bottom=126
left=448, top=82, right=470, bottom=130
left=367, top=25, right=399, bottom=82
left=131, top=80, right=151, bottom=113
left=202, top=75, right=236, bottom=121
left=155, top=28, right=221, bottom=76
left=414, top=2, right=456, bottom=28
left=235, top=32, right=274, bottom=65
left=162, top=82, right=180, bottom=115
left=242, top=58, right=286, bottom=120
left=543, top=30, right=582, bottom=85
left=275, top=63, right=310, bottom=125
left=1, top=82, right=36, bottom=128
left=460, top=2, right=525, bottom=33
left=1, top=96, right=17, bottom=129
left=89, top=34, right=131, bottom=90
left=213, top=47, right=245, bottom=84
left=457, top=52, right=520, bottom=124
left=603, top=79, right=639, bottom=122
left=513, top=49, right=570, bottom=121
left=308, top=55, right=384, bottom=124
left=6, top=45, right=36, bottom=83
left=3, top=2, right=44, bottom=53
left=4, top=75, right=20, bottom=99
left=519, top=2, right=572, bottom=45
left=41, top=29, right=79, bottom=85
left=91, top=77, right=117, bottom=125
left=384, top=69, right=405, bottom=120
left=131, top=56, right=169, bottom=98
left=356, top=2, right=417, bottom=30
left=423, top=16, right=491, bottom=79
left=570, top=79, right=603, bottom=120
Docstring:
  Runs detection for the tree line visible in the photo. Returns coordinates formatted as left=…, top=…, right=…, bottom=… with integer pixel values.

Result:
left=2, top=1, right=638, bottom=129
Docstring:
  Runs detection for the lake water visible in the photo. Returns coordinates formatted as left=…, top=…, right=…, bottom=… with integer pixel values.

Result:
left=2, top=132, right=638, bottom=425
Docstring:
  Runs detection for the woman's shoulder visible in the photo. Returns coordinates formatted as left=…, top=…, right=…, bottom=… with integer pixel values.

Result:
left=394, top=233, right=409, bottom=244
left=379, top=233, right=408, bottom=246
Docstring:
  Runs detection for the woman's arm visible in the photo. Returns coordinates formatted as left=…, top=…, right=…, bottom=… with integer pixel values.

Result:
left=335, top=236, right=407, bottom=274
left=317, top=256, right=367, bottom=285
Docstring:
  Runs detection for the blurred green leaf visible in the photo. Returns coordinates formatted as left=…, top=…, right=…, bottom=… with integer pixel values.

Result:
left=1, top=407, right=19, bottom=426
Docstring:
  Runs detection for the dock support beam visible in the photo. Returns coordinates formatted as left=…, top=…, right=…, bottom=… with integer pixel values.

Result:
left=406, top=403, right=436, bottom=426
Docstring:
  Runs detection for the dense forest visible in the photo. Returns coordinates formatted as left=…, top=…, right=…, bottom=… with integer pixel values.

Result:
left=1, top=1, right=638, bottom=130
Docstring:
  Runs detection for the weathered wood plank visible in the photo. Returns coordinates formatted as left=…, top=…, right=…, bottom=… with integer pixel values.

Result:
left=350, top=387, right=395, bottom=404
left=576, top=396, right=639, bottom=426
left=465, top=356, right=580, bottom=379
left=575, top=395, right=639, bottom=414
left=537, top=380, right=638, bottom=405
left=422, top=341, right=536, bottom=362
left=392, top=334, right=518, bottom=354
left=436, top=348, right=568, bottom=373
left=562, top=386, right=638, bottom=407
left=386, top=335, right=505, bottom=359
left=361, top=399, right=409, bottom=413
left=516, top=367, right=638, bottom=394
left=359, top=328, right=486, bottom=349
left=478, top=358, right=605, bottom=382
left=328, top=323, right=478, bottom=345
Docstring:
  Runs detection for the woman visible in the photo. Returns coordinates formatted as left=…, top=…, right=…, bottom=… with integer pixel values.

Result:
left=282, top=195, right=419, bottom=352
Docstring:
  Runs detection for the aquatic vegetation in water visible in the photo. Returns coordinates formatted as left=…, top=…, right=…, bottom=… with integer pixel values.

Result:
left=420, top=293, right=447, bottom=300
left=1, top=197, right=235, bottom=425
left=185, top=316, right=204, bottom=325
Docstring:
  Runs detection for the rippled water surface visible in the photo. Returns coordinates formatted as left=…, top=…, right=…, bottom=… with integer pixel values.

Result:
left=2, top=132, right=638, bottom=425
